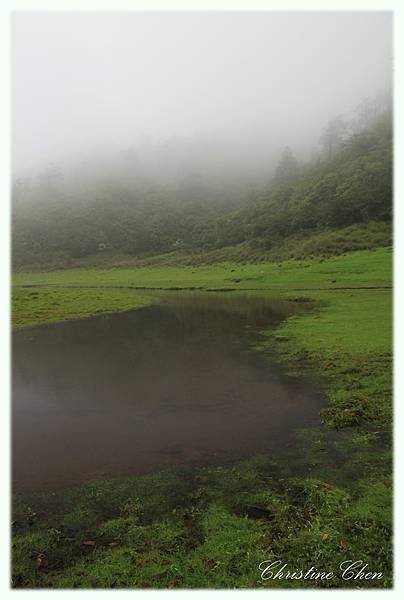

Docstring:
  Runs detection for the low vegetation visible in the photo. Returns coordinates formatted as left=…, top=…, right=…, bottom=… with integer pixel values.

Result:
left=12, top=247, right=392, bottom=588
left=13, top=221, right=391, bottom=271
left=262, top=288, right=392, bottom=429
left=12, top=288, right=155, bottom=329
left=12, top=455, right=391, bottom=589
left=13, top=246, right=391, bottom=291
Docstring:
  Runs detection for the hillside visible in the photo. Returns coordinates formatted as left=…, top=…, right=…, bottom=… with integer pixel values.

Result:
left=12, top=112, right=392, bottom=270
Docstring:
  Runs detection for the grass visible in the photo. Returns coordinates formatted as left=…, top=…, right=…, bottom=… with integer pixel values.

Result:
left=261, top=221, right=392, bottom=262
left=259, top=288, right=392, bottom=429
left=12, top=287, right=156, bottom=329
left=12, top=456, right=392, bottom=588
left=11, top=246, right=393, bottom=588
left=13, top=246, right=391, bottom=291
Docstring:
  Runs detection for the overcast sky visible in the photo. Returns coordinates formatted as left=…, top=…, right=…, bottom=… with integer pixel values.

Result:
left=12, top=11, right=392, bottom=175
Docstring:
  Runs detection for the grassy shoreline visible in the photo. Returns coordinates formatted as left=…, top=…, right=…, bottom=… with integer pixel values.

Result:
left=12, top=248, right=393, bottom=588
left=12, top=288, right=156, bottom=329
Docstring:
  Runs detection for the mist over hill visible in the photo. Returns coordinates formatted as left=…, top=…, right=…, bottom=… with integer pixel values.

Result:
left=12, top=100, right=392, bottom=270
left=12, top=12, right=392, bottom=270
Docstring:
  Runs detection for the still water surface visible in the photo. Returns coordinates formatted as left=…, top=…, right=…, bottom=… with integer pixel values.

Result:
left=13, top=292, right=324, bottom=491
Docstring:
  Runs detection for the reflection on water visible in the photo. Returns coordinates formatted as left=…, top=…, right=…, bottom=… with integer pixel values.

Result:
left=12, top=292, right=324, bottom=491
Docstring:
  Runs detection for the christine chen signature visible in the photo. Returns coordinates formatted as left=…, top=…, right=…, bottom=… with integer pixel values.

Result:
left=258, top=559, right=383, bottom=582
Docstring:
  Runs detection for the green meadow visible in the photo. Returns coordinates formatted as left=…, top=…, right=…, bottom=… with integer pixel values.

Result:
left=13, top=247, right=391, bottom=291
left=12, top=288, right=155, bottom=329
left=10, top=20, right=394, bottom=589
left=11, top=247, right=393, bottom=588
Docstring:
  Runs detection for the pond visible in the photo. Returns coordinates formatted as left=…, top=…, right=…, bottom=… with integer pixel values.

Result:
left=12, top=292, right=324, bottom=491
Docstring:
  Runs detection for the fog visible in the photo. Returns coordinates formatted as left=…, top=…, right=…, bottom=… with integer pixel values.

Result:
left=12, top=11, right=392, bottom=182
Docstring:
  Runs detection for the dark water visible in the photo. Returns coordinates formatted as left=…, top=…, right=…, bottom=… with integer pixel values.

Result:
left=12, top=292, right=324, bottom=491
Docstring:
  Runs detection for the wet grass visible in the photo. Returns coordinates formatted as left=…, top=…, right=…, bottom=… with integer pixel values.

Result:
left=11, top=247, right=393, bottom=588
left=12, top=453, right=392, bottom=589
left=12, top=287, right=156, bottom=329
left=13, top=247, right=391, bottom=291
left=258, top=288, right=392, bottom=429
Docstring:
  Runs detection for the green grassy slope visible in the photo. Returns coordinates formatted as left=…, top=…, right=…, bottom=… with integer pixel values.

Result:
left=12, top=221, right=392, bottom=271
left=13, top=247, right=391, bottom=291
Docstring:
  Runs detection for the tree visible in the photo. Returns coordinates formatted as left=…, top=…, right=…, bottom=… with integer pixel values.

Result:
left=273, top=147, right=299, bottom=185
left=320, top=116, right=348, bottom=160
left=353, top=90, right=392, bottom=132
